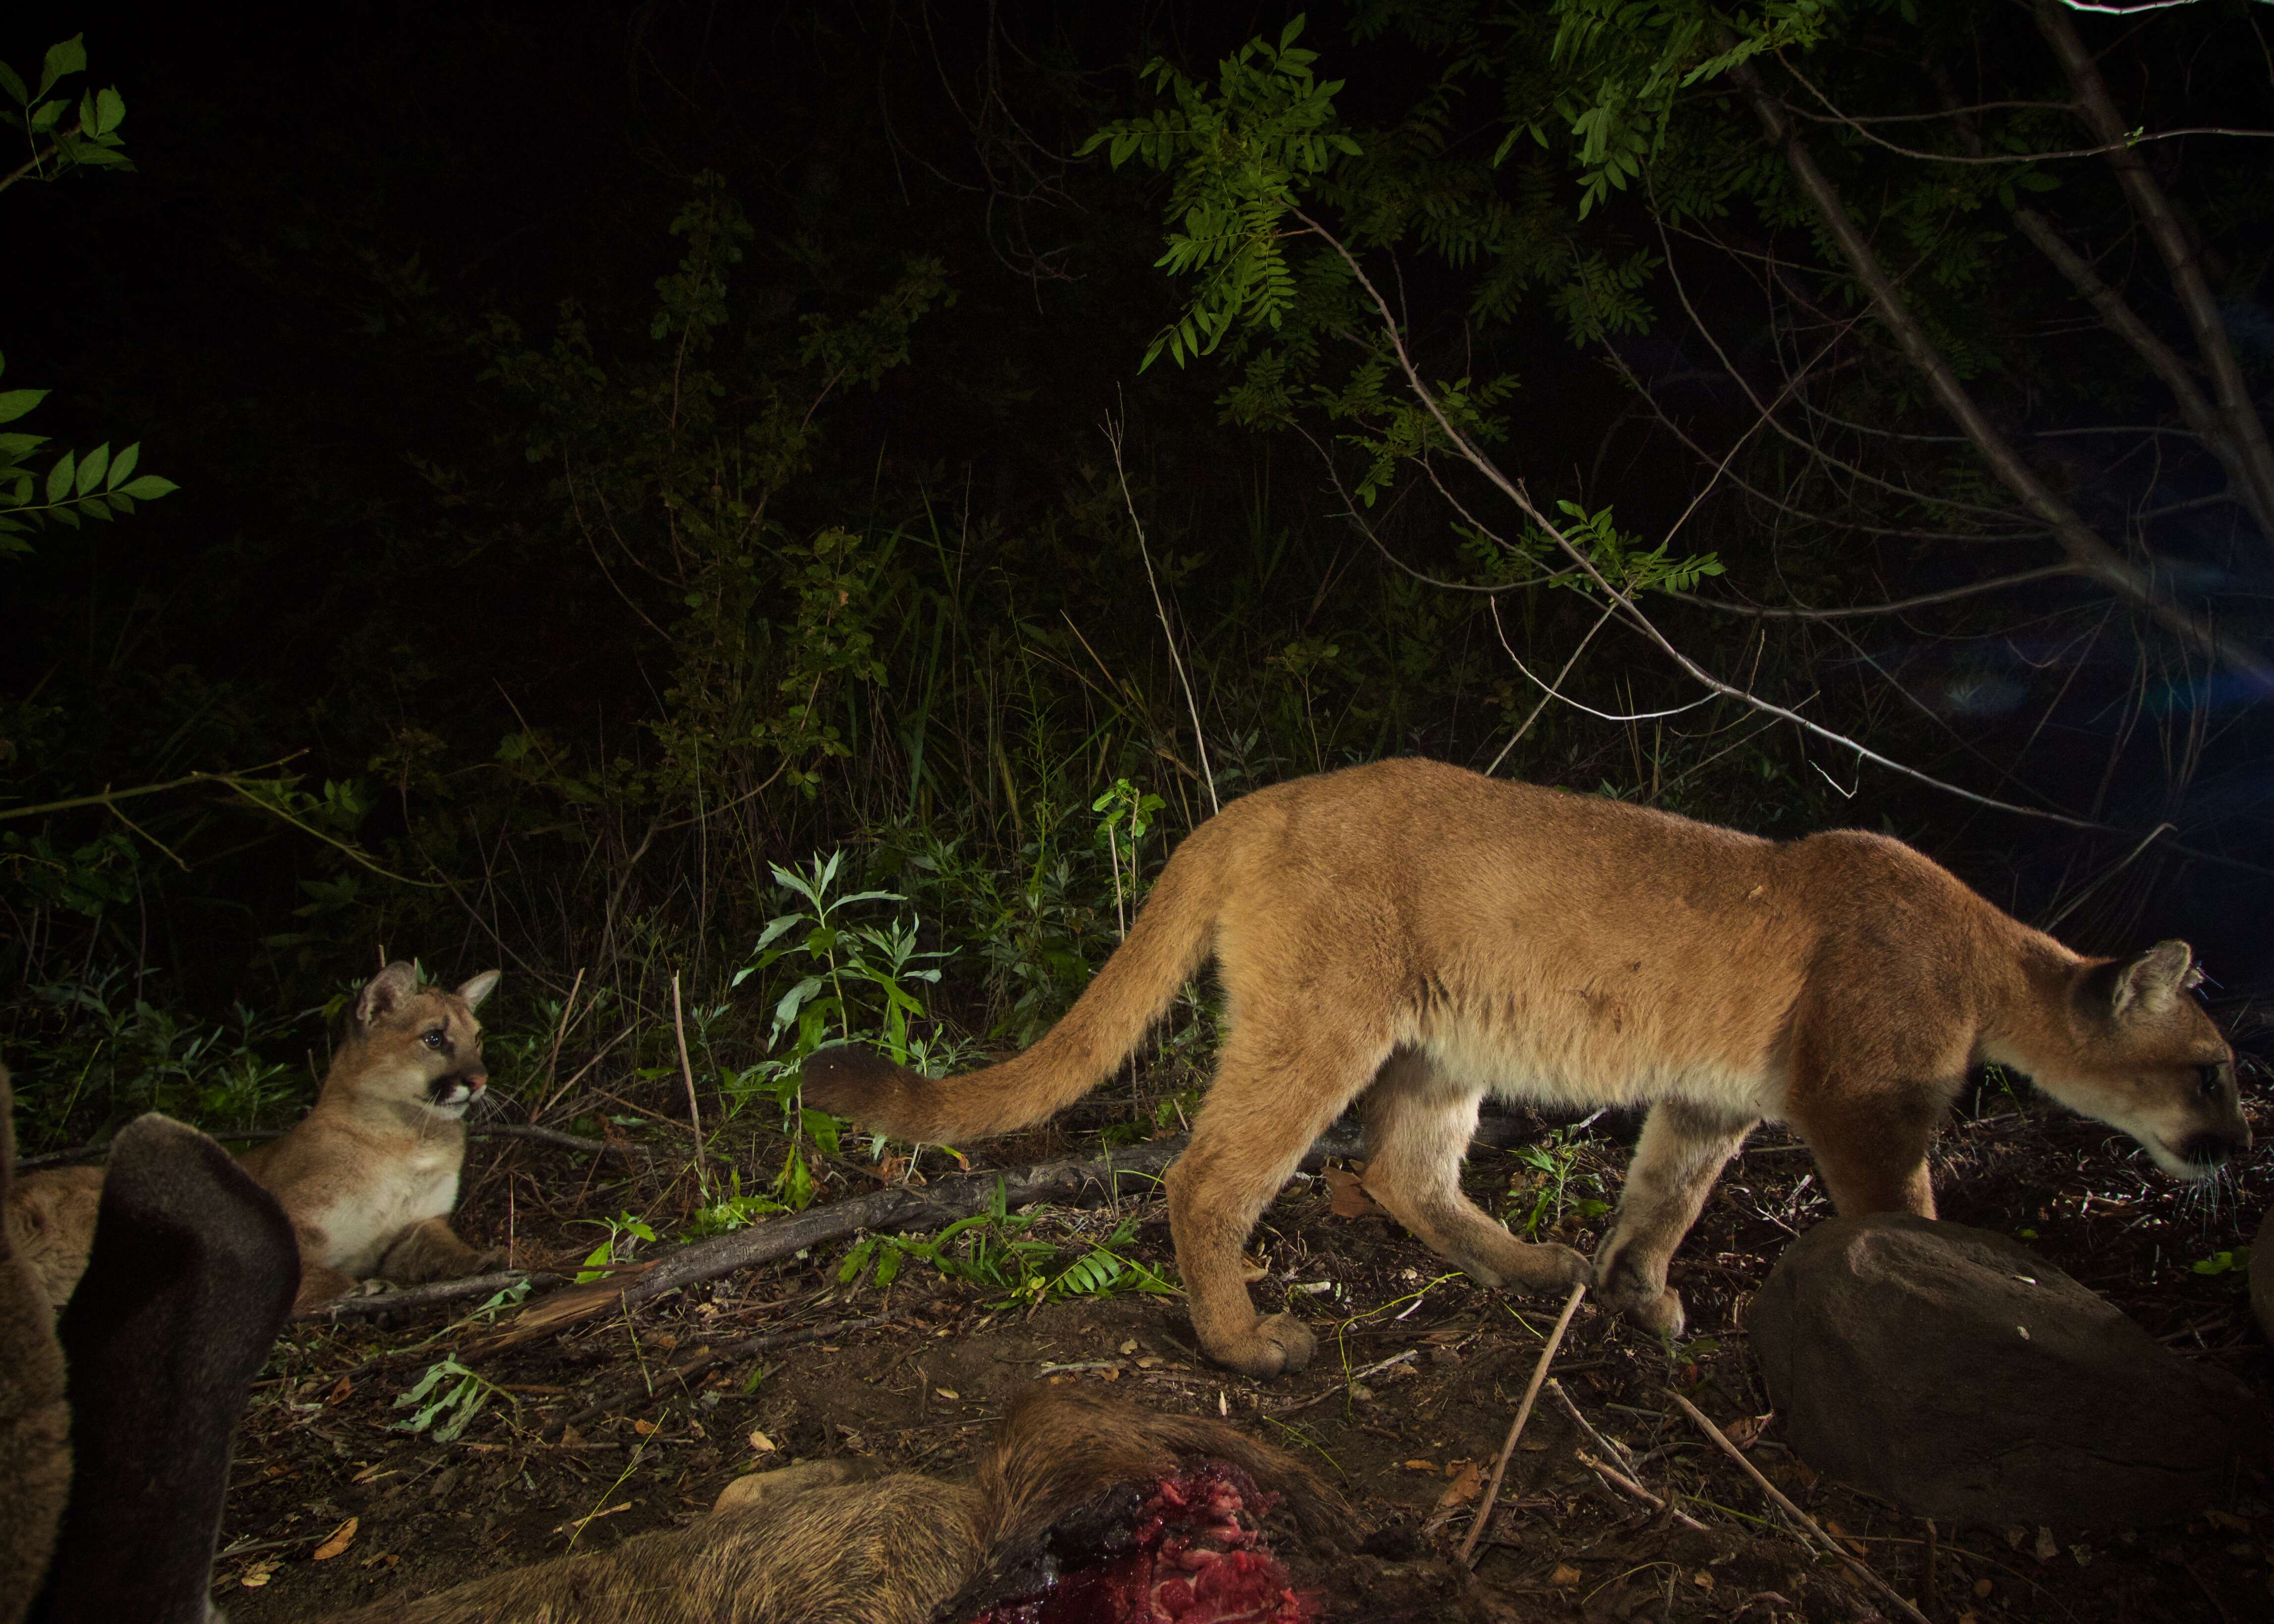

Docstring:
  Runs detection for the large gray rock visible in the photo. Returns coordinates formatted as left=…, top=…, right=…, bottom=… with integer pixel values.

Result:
left=1751, top=1213, right=2262, bottom=1528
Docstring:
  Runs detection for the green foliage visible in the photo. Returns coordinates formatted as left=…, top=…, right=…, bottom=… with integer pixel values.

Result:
left=1083, top=17, right=1362, bottom=369
left=837, top=1184, right=1174, bottom=1308
left=572, top=1211, right=657, bottom=1284
left=2190, top=1246, right=2249, bottom=1279
left=0, top=35, right=172, bottom=553
left=722, top=850, right=966, bottom=1206
left=0, top=35, right=131, bottom=185
left=391, top=1358, right=510, bottom=1443
left=1506, top=1127, right=1612, bottom=1239
left=0, top=969, right=302, bottom=1148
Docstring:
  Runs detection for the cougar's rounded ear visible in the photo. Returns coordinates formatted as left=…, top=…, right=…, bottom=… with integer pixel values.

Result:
left=455, top=969, right=502, bottom=1012
left=356, top=961, right=422, bottom=1028
left=2112, top=940, right=2195, bottom=1020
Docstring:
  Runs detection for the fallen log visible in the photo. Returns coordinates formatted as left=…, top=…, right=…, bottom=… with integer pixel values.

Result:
left=468, top=1130, right=1217, bottom=1352
left=309, top=1105, right=1547, bottom=1346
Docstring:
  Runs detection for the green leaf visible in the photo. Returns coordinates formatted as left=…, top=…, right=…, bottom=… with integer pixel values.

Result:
left=0, top=61, right=25, bottom=106
left=0, top=389, right=47, bottom=425
left=94, top=86, right=123, bottom=135
left=118, top=475, right=175, bottom=500
left=29, top=98, right=63, bottom=133
left=37, top=36, right=86, bottom=99
left=75, top=443, right=108, bottom=496
left=45, top=452, right=74, bottom=504
left=105, top=442, right=137, bottom=489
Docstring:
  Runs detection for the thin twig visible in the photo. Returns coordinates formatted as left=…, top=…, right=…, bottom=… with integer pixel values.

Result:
left=1458, top=1281, right=1586, bottom=1565
left=1546, top=1378, right=1640, bottom=1475
left=536, top=967, right=586, bottom=1120
left=1577, top=1449, right=1710, bottom=1531
left=1668, top=1390, right=1932, bottom=1624
left=1104, top=412, right=1218, bottom=816
left=671, top=970, right=708, bottom=1194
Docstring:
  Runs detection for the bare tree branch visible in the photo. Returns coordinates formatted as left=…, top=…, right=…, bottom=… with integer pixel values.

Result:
left=2035, top=0, right=2274, bottom=535
left=1720, top=49, right=2274, bottom=690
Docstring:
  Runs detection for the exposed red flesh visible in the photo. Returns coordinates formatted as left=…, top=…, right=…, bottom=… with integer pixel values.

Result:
left=968, top=1460, right=1320, bottom=1624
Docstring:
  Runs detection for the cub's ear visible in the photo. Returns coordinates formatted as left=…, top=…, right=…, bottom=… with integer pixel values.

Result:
left=2110, top=940, right=2196, bottom=1020
left=356, top=961, right=422, bottom=1028
left=455, top=969, right=502, bottom=1012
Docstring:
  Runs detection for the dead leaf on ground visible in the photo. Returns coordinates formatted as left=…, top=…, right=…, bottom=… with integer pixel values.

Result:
left=1401, top=1459, right=1440, bottom=1473
left=1434, top=1461, right=1484, bottom=1510
left=1418, top=1459, right=1485, bottom=1538
left=1722, top=1411, right=1770, bottom=1450
left=1550, top=1563, right=1584, bottom=1587
left=2033, top=1526, right=2059, bottom=1563
left=238, top=1558, right=282, bottom=1589
left=1822, top=1518, right=1868, bottom=1558
left=1691, top=1570, right=1714, bottom=1591
left=312, top=1516, right=358, bottom=1561
left=747, top=1428, right=777, bottom=1453
left=1322, top=1165, right=1386, bottom=1219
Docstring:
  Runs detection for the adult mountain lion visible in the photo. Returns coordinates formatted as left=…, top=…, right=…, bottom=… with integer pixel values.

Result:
left=7, top=960, right=501, bottom=1312
left=807, top=759, right=2248, bottom=1378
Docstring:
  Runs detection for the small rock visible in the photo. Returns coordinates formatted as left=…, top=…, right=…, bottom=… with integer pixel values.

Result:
left=1751, top=1214, right=2263, bottom=1528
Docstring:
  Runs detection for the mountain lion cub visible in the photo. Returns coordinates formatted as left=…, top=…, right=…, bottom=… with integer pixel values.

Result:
left=806, top=759, right=2247, bottom=1378
left=240, top=961, right=501, bottom=1307
left=7, top=961, right=502, bottom=1311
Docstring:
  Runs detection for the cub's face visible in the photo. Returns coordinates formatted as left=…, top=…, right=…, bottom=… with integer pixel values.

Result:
left=2038, top=941, right=2249, bottom=1181
left=346, top=961, right=502, bottom=1120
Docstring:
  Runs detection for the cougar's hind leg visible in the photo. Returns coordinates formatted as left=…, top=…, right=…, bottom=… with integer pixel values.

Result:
left=1594, top=1100, right=1757, bottom=1339
left=1168, top=1015, right=1387, bottom=1379
left=1360, top=1049, right=1587, bottom=1294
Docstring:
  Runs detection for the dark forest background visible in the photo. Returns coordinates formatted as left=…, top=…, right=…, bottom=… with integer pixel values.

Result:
left=4, top=1, right=2271, bottom=1187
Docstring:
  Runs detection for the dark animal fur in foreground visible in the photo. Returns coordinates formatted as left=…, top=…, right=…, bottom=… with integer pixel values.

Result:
left=0, top=1065, right=300, bottom=1624
left=325, top=1386, right=1353, bottom=1624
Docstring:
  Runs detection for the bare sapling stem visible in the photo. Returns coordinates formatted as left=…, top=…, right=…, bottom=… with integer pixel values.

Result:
left=1104, top=413, right=1219, bottom=817
left=1459, top=1280, right=1587, bottom=1564
left=671, top=970, right=708, bottom=1195
left=536, top=966, right=586, bottom=1122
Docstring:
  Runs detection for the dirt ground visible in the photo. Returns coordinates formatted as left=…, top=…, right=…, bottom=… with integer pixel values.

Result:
left=217, top=1088, right=2272, bottom=1624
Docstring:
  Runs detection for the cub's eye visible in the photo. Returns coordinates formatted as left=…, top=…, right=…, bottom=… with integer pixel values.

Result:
left=2196, top=1063, right=2225, bottom=1097
left=422, top=1029, right=446, bottom=1051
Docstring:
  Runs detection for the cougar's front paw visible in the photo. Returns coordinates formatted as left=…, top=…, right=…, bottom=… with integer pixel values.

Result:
left=1206, top=1311, right=1317, bottom=1379
left=355, top=1276, right=397, bottom=1298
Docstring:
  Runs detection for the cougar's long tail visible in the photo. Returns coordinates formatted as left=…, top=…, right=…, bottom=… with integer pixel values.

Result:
left=800, top=824, right=1224, bottom=1142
